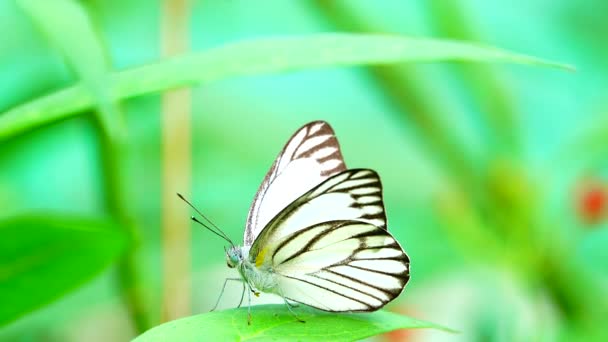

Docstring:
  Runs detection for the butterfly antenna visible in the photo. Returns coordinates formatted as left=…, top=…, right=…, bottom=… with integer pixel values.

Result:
left=183, top=197, right=228, bottom=239
left=177, top=193, right=228, bottom=237
left=190, top=216, right=234, bottom=246
left=177, top=193, right=235, bottom=246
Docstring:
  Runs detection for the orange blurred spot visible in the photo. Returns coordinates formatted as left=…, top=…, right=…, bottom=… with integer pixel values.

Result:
left=385, top=328, right=416, bottom=342
left=382, top=306, right=420, bottom=342
left=576, top=178, right=607, bottom=224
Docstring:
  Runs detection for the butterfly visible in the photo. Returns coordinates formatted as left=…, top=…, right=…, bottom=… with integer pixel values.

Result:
left=181, top=121, right=410, bottom=324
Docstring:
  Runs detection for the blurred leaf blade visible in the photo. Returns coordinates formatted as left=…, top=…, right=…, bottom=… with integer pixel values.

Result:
left=17, top=0, right=123, bottom=134
left=0, top=214, right=128, bottom=326
left=132, top=304, right=451, bottom=342
left=424, top=0, right=521, bottom=156
left=114, top=34, right=573, bottom=96
left=17, top=0, right=110, bottom=81
left=0, top=33, right=571, bottom=141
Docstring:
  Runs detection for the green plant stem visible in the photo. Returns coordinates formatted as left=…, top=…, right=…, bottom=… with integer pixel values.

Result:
left=533, top=233, right=608, bottom=337
left=96, top=114, right=149, bottom=332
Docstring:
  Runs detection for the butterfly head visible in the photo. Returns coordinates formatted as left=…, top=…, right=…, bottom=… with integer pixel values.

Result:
left=225, top=246, right=243, bottom=269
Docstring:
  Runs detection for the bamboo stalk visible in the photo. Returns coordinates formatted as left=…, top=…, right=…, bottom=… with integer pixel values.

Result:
left=160, top=0, right=192, bottom=322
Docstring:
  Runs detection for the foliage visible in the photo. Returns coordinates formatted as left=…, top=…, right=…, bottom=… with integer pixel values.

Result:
left=0, top=34, right=570, bottom=141
left=0, top=214, right=127, bottom=325
left=1, top=0, right=605, bottom=341
left=133, top=304, right=450, bottom=342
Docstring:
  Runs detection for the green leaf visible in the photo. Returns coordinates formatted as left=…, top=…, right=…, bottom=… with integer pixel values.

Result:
left=0, top=33, right=572, bottom=141
left=133, top=304, right=451, bottom=342
left=17, top=0, right=111, bottom=81
left=0, top=214, right=129, bottom=326
left=17, top=0, right=124, bottom=135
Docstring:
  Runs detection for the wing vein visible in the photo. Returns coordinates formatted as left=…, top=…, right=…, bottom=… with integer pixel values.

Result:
left=311, top=273, right=386, bottom=302
left=282, top=275, right=372, bottom=309
left=324, top=269, right=397, bottom=296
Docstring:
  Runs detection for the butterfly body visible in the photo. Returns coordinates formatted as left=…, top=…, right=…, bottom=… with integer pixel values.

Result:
left=227, top=245, right=279, bottom=295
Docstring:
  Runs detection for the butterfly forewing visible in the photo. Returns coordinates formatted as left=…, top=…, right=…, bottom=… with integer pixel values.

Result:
left=244, top=121, right=346, bottom=246
left=267, top=221, right=409, bottom=312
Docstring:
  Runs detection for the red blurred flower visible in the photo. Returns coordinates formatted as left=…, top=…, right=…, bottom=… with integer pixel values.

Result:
left=383, top=307, right=419, bottom=342
left=576, top=177, right=607, bottom=225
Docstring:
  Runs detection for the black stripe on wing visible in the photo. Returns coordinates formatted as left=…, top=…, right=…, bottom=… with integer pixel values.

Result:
left=309, top=169, right=387, bottom=230
left=290, top=121, right=346, bottom=176
left=282, top=274, right=375, bottom=309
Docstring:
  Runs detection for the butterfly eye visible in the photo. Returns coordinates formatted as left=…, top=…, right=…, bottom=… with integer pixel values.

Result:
left=226, top=249, right=239, bottom=268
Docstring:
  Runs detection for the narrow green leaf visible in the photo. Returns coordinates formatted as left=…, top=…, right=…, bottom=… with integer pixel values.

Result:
left=112, top=34, right=573, bottom=96
left=133, top=304, right=451, bottom=342
left=0, top=33, right=572, bottom=141
left=0, top=214, right=128, bottom=326
left=17, top=0, right=124, bottom=135
left=17, top=0, right=110, bottom=81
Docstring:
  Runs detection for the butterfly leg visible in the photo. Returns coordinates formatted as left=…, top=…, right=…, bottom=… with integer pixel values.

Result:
left=283, top=298, right=305, bottom=323
left=211, top=277, right=242, bottom=311
left=247, top=285, right=253, bottom=325
left=237, top=281, right=246, bottom=308
left=285, top=298, right=300, bottom=308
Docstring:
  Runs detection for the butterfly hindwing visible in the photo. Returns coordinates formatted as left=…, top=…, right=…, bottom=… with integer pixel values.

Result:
left=249, top=168, right=387, bottom=259
left=268, top=220, right=409, bottom=311
left=244, top=121, right=346, bottom=246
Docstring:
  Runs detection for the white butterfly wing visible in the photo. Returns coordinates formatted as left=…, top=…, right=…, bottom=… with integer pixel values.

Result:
left=244, top=121, right=346, bottom=246
left=250, top=168, right=387, bottom=259
left=269, top=221, right=409, bottom=311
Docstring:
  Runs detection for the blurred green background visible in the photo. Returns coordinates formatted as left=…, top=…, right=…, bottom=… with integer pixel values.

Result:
left=1, top=0, right=607, bottom=341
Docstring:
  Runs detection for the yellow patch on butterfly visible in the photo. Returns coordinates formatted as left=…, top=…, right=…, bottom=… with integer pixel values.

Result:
left=255, top=248, right=268, bottom=268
